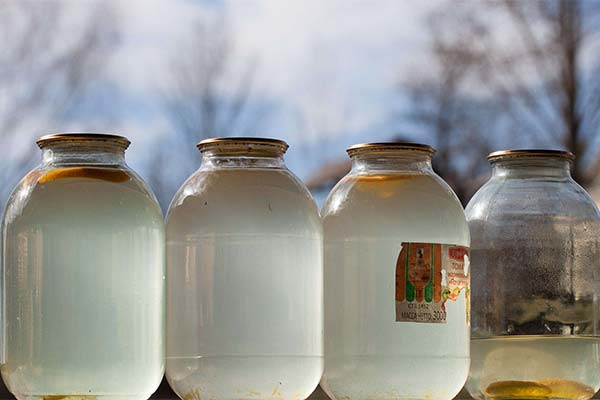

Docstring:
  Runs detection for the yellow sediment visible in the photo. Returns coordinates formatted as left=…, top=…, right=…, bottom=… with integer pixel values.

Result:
left=538, top=379, right=595, bottom=400
left=486, top=379, right=595, bottom=400
left=485, top=380, right=552, bottom=398
left=235, top=389, right=262, bottom=397
left=43, top=396, right=96, bottom=400
left=271, top=383, right=283, bottom=398
left=38, top=167, right=130, bottom=183
left=182, top=388, right=201, bottom=400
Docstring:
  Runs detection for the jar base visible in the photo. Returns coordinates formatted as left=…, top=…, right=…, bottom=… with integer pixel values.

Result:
left=321, top=355, right=469, bottom=400
left=10, top=394, right=156, bottom=400
left=166, top=355, right=323, bottom=400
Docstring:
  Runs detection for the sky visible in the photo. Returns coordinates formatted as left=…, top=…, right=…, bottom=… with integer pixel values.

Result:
left=94, top=0, right=440, bottom=180
left=5, top=0, right=595, bottom=207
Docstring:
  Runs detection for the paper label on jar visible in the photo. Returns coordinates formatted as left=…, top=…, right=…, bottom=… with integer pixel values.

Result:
left=395, top=242, right=470, bottom=324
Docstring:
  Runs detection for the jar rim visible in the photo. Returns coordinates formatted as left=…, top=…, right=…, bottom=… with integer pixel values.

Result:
left=347, top=142, right=436, bottom=157
left=487, top=149, right=575, bottom=163
left=36, top=133, right=131, bottom=150
left=197, top=137, right=289, bottom=156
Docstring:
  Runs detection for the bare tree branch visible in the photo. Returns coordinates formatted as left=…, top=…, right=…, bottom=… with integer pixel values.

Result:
left=401, top=0, right=600, bottom=198
left=0, top=1, right=119, bottom=202
left=148, top=11, right=263, bottom=208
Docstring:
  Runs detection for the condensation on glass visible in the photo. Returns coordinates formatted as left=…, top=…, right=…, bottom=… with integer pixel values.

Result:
left=1, top=133, right=165, bottom=400
left=465, top=150, right=600, bottom=400
left=165, top=138, right=323, bottom=400
left=320, top=143, right=470, bottom=400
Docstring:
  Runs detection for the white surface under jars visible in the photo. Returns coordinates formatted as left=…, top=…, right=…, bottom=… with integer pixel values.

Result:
left=1, top=134, right=165, bottom=400
left=320, top=146, right=470, bottom=400
left=166, top=139, right=323, bottom=400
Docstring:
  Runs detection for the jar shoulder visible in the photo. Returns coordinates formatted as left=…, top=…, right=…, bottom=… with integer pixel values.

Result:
left=322, top=172, right=469, bottom=245
left=3, top=165, right=163, bottom=229
left=166, top=167, right=321, bottom=236
left=466, top=176, right=600, bottom=222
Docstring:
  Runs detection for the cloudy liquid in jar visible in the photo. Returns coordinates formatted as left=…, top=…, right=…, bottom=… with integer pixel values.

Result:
left=467, top=336, right=600, bottom=400
left=321, top=173, right=470, bottom=400
left=2, top=167, right=165, bottom=400
left=166, top=168, right=323, bottom=400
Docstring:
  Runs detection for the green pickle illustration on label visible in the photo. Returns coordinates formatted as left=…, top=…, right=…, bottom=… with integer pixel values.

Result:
left=396, top=242, right=469, bottom=323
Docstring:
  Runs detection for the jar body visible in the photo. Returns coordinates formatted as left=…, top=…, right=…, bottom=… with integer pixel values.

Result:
left=2, top=156, right=165, bottom=399
left=166, top=162, right=323, bottom=400
left=321, top=163, right=470, bottom=400
left=465, top=159, right=600, bottom=400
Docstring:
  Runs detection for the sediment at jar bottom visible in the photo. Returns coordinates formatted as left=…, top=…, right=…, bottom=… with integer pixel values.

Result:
left=485, top=379, right=595, bottom=400
left=467, top=336, right=600, bottom=400
left=9, top=393, right=157, bottom=400
left=321, top=355, right=469, bottom=400
left=166, top=356, right=323, bottom=400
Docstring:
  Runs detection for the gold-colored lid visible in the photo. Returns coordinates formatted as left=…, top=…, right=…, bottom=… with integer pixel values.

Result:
left=197, top=137, right=289, bottom=156
left=487, top=149, right=575, bottom=162
left=36, top=133, right=130, bottom=149
left=347, top=142, right=436, bottom=157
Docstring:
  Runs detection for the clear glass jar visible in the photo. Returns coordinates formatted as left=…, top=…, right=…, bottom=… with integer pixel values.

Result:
left=165, top=138, right=323, bottom=400
left=465, top=150, right=600, bottom=400
left=1, top=133, right=165, bottom=400
left=320, top=143, right=470, bottom=400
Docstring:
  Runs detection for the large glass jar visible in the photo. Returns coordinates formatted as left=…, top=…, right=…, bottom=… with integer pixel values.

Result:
left=465, top=150, right=600, bottom=400
left=1, top=133, right=165, bottom=400
left=320, top=143, right=470, bottom=400
left=165, top=138, right=323, bottom=400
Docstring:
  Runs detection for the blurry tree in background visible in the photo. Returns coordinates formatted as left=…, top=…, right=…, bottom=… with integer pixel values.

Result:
left=0, top=1, right=118, bottom=202
left=403, top=0, right=600, bottom=201
left=148, top=12, right=263, bottom=208
left=402, top=11, right=500, bottom=202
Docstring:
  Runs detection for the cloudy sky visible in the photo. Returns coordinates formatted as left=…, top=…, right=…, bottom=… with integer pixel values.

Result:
left=95, top=0, right=439, bottom=179
left=4, top=0, right=594, bottom=201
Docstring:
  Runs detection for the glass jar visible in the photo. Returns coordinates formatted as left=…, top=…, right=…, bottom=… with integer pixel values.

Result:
left=465, top=150, right=600, bottom=400
left=320, top=143, right=470, bottom=400
left=1, top=133, right=165, bottom=400
left=165, top=138, right=323, bottom=400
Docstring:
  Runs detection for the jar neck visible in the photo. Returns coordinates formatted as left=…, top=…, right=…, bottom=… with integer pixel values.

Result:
left=492, top=158, right=572, bottom=179
left=41, top=143, right=127, bottom=167
left=351, top=152, right=433, bottom=174
left=201, top=151, right=286, bottom=169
